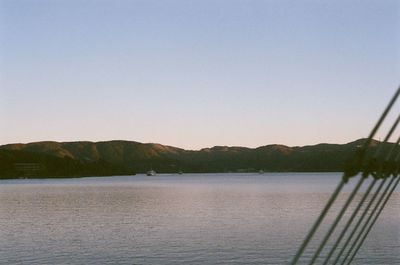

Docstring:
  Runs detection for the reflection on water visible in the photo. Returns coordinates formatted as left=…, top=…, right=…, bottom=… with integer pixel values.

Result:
left=0, top=173, right=399, bottom=264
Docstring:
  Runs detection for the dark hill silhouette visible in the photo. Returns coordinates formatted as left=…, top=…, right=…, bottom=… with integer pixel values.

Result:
left=0, top=138, right=391, bottom=178
left=0, top=149, right=133, bottom=179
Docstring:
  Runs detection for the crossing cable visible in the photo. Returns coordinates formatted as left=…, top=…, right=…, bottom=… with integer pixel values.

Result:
left=289, top=87, right=400, bottom=265
left=331, top=177, right=388, bottom=265
left=338, top=143, right=400, bottom=265
left=346, top=174, right=400, bottom=264
left=333, top=137, right=400, bottom=265
left=307, top=115, right=400, bottom=265
left=307, top=177, right=364, bottom=265
left=343, top=87, right=400, bottom=182
left=347, top=145, right=400, bottom=264
left=290, top=180, right=345, bottom=265
left=339, top=174, right=398, bottom=265
left=320, top=178, right=376, bottom=265
left=330, top=136, right=400, bottom=265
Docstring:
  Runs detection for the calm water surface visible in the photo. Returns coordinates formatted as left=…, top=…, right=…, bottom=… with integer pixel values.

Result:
left=0, top=173, right=399, bottom=264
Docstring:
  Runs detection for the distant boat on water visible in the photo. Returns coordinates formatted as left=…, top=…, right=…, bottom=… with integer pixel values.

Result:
left=146, top=170, right=156, bottom=176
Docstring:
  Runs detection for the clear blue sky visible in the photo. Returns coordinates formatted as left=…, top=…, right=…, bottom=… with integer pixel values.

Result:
left=0, top=0, right=399, bottom=149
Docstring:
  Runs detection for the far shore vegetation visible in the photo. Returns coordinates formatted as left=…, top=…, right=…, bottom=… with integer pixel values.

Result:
left=0, top=138, right=387, bottom=179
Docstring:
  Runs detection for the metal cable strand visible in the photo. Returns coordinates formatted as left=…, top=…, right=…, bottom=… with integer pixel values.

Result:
left=362, top=87, right=400, bottom=149
left=307, top=177, right=365, bottom=265
left=323, top=137, right=400, bottom=265
left=345, top=174, right=400, bottom=265
left=343, top=87, right=400, bottom=182
left=321, top=178, right=377, bottom=265
left=338, top=143, right=400, bottom=264
left=372, top=114, right=400, bottom=159
left=309, top=116, right=400, bottom=265
left=339, top=175, right=397, bottom=265
left=289, top=87, right=400, bottom=265
left=331, top=178, right=387, bottom=265
left=290, top=180, right=345, bottom=265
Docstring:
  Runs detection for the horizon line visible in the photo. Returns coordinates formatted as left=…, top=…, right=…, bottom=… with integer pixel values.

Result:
left=0, top=137, right=379, bottom=151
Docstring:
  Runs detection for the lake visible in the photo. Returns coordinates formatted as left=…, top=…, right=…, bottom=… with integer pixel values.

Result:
left=0, top=173, right=399, bottom=264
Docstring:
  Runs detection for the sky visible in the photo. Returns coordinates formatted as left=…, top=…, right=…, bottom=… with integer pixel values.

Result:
left=0, top=0, right=399, bottom=150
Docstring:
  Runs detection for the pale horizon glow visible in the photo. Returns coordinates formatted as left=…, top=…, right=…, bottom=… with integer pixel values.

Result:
left=0, top=0, right=399, bottom=150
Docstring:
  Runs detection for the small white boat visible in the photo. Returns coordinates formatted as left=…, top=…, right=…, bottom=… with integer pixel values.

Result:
left=146, top=170, right=156, bottom=176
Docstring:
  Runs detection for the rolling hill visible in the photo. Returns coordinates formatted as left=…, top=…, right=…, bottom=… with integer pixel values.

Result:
left=0, top=139, right=384, bottom=178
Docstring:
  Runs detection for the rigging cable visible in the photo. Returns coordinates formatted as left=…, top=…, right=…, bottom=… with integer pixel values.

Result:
left=327, top=136, right=400, bottom=265
left=346, top=174, right=400, bottom=264
left=290, top=86, right=400, bottom=265
left=331, top=177, right=388, bottom=265
left=337, top=144, right=400, bottom=265
left=321, top=178, right=377, bottom=265
left=308, top=116, right=400, bottom=265
left=340, top=174, right=398, bottom=265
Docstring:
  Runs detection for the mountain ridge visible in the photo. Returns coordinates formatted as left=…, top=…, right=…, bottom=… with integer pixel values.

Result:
left=0, top=138, right=389, bottom=178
